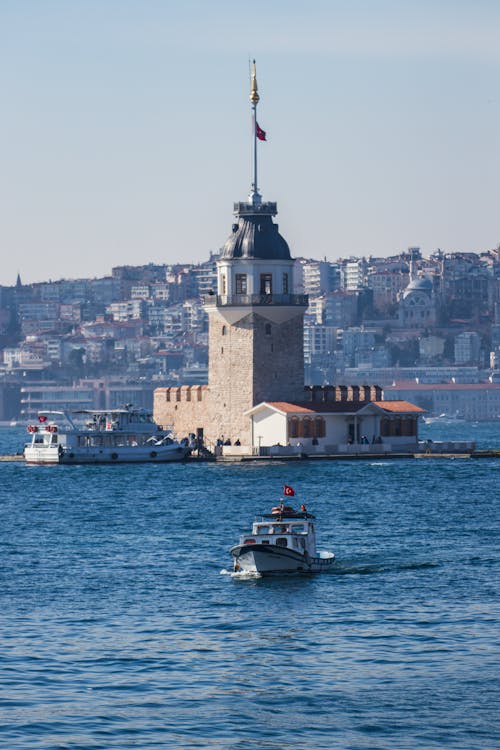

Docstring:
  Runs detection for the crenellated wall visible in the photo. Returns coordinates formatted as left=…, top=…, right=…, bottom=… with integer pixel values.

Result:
left=153, top=384, right=253, bottom=447
left=304, top=384, right=383, bottom=403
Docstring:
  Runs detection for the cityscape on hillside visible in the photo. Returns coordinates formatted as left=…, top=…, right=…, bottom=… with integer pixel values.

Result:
left=1, top=243, right=499, bottom=422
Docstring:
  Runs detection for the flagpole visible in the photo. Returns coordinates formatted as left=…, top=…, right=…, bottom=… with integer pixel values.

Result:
left=249, top=60, right=261, bottom=206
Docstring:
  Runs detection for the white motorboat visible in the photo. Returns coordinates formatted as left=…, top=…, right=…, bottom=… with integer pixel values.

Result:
left=230, top=487, right=335, bottom=575
left=24, top=405, right=191, bottom=465
left=423, top=412, right=466, bottom=425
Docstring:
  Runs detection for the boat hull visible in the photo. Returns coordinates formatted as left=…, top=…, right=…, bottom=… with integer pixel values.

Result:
left=24, top=445, right=190, bottom=464
left=230, top=543, right=335, bottom=574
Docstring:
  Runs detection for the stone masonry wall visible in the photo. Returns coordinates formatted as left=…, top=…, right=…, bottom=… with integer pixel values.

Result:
left=252, top=313, right=305, bottom=404
left=154, top=306, right=307, bottom=448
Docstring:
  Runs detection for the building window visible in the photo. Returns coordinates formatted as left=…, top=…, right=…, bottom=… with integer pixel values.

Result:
left=221, top=275, right=227, bottom=295
left=235, top=274, right=247, bottom=294
left=315, top=417, right=325, bottom=438
left=222, top=325, right=227, bottom=336
left=302, top=418, right=312, bottom=438
left=289, top=417, right=299, bottom=438
left=265, top=323, right=272, bottom=335
left=260, top=274, right=272, bottom=295
left=283, top=273, right=289, bottom=294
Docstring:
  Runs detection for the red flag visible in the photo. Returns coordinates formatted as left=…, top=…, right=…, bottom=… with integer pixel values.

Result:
left=256, top=122, right=267, bottom=141
left=283, top=485, right=295, bottom=497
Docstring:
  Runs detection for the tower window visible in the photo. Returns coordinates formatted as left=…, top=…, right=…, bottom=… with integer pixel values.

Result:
left=283, top=273, right=289, bottom=294
left=260, top=274, right=272, bottom=295
left=265, top=323, right=272, bottom=335
left=222, top=325, right=227, bottom=336
left=235, top=274, right=247, bottom=294
left=221, top=275, right=227, bottom=295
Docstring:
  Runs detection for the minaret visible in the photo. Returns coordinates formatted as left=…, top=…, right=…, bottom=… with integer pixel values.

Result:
left=204, top=62, right=308, bottom=443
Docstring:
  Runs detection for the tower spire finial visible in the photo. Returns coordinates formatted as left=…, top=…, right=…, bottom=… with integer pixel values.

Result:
left=249, top=59, right=262, bottom=207
left=249, top=59, right=260, bottom=105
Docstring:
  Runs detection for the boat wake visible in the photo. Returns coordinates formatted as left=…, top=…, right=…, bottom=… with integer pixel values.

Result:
left=333, top=560, right=439, bottom=576
left=220, top=568, right=262, bottom=580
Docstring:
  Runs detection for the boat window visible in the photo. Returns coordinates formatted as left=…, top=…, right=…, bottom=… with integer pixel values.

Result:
left=257, top=525, right=270, bottom=535
left=291, top=524, right=306, bottom=533
left=276, top=538, right=288, bottom=547
left=51, top=435, right=58, bottom=445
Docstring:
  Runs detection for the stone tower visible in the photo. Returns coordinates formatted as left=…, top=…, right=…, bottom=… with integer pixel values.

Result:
left=203, top=62, right=307, bottom=442
left=204, top=199, right=308, bottom=441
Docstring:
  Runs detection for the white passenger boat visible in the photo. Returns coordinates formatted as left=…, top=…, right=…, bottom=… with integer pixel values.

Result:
left=230, top=487, right=335, bottom=575
left=24, top=405, right=191, bottom=465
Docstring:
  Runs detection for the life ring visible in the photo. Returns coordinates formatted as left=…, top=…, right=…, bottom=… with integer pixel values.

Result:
left=150, top=451, right=157, bottom=458
left=111, top=452, right=118, bottom=460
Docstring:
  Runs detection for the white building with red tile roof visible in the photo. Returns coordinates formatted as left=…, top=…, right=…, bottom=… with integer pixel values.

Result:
left=245, top=399, right=425, bottom=456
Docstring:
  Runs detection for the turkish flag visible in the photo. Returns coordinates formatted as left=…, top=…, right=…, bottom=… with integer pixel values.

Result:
left=256, top=122, right=267, bottom=141
left=283, top=485, right=295, bottom=496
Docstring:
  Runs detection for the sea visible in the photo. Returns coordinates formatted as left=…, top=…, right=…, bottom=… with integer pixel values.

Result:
left=0, top=421, right=499, bottom=750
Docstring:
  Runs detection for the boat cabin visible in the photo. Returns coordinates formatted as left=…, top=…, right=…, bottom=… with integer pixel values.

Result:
left=240, top=510, right=317, bottom=556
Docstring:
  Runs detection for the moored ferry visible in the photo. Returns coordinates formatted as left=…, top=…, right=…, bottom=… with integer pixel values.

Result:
left=24, top=405, right=191, bottom=465
left=230, top=486, right=335, bottom=574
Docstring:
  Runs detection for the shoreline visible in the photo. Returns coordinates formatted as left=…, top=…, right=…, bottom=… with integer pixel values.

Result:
left=2, top=448, right=498, bottom=463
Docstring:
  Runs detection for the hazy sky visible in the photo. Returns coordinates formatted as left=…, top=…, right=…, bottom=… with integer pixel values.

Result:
left=1, top=0, right=499, bottom=285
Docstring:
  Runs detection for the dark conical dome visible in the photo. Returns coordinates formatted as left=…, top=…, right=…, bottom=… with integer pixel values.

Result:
left=221, top=201, right=291, bottom=260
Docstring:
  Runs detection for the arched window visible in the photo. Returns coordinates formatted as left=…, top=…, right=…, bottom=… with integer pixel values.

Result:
left=289, top=417, right=299, bottom=438
left=222, top=325, right=227, bottom=336
left=302, top=418, right=312, bottom=438
left=315, top=417, right=325, bottom=438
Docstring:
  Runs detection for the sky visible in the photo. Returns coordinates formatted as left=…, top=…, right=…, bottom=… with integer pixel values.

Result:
left=1, top=0, right=500, bottom=285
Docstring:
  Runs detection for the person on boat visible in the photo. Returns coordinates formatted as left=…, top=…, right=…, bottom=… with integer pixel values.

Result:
left=300, top=504, right=307, bottom=512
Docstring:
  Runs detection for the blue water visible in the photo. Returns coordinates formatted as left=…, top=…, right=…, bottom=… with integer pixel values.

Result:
left=0, top=424, right=499, bottom=749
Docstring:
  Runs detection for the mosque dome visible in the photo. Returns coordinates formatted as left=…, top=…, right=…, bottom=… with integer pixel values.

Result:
left=403, top=276, right=433, bottom=299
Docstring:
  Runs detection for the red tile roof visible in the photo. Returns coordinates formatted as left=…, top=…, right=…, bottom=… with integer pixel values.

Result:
left=265, top=402, right=315, bottom=414
left=372, top=400, right=426, bottom=413
left=264, top=400, right=424, bottom=415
